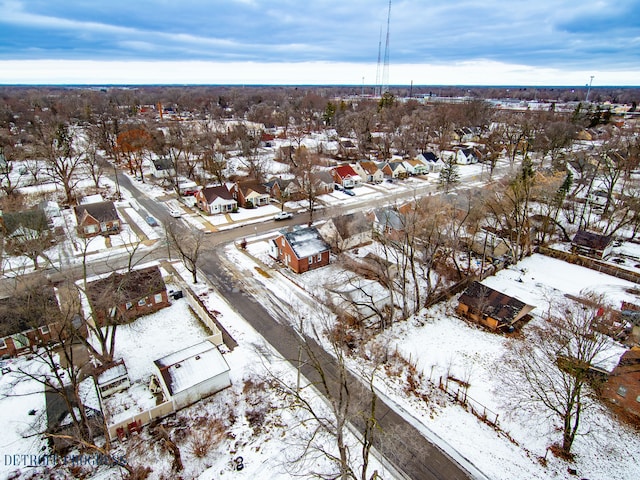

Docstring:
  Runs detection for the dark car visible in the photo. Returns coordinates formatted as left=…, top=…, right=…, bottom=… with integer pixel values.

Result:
left=145, top=216, right=159, bottom=227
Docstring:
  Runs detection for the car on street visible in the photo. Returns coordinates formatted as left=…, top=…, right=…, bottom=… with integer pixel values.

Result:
left=273, top=211, right=293, bottom=221
left=145, top=216, right=159, bottom=227
left=169, top=209, right=183, bottom=218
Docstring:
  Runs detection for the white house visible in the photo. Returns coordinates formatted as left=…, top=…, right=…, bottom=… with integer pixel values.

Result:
left=150, top=158, right=176, bottom=178
left=416, top=152, right=445, bottom=173
left=154, top=341, right=231, bottom=410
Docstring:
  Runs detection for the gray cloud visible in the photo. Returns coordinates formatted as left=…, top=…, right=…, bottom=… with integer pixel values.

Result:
left=0, top=0, right=638, bottom=71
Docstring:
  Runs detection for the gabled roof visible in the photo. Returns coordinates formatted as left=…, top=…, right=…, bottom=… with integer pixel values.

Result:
left=458, top=281, right=534, bottom=325
left=572, top=229, right=612, bottom=250
left=152, top=157, right=174, bottom=171
left=358, top=161, right=381, bottom=175
left=201, top=185, right=234, bottom=203
left=1, top=209, right=48, bottom=236
left=74, top=201, right=119, bottom=224
left=282, top=226, right=330, bottom=259
left=155, top=341, right=230, bottom=396
left=372, top=207, right=404, bottom=231
left=0, top=282, right=61, bottom=336
left=86, top=265, right=166, bottom=310
left=420, top=152, right=439, bottom=162
left=237, top=180, right=269, bottom=196
left=329, top=212, right=371, bottom=239
left=333, top=165, right=360, bottom=179
left=312, top=171, right=335, bottom=185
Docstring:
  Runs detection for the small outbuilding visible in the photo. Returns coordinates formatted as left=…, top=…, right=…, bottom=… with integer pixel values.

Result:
left=571, top=229, right=613, bottom=259
left=154, top=341, right=231, bottom=410
left=457, top=281, right=535, bottom=331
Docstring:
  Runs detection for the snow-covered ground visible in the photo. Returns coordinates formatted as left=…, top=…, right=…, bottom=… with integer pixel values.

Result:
left=227, top=239, right=640, bottom=480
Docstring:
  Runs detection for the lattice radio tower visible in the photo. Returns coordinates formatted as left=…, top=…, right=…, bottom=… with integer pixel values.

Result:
left=381, top=0, right=391, bottom=94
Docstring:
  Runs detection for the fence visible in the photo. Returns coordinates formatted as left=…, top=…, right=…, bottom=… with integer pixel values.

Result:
left=107, top=399, right=176, bottom=441
left=538, top=246, right=640, bottom=284
left=438, top=376, right=500, bottom=427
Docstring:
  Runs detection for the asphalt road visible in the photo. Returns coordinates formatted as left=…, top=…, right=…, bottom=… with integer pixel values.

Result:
left=199, top=247, right=476, bottom=480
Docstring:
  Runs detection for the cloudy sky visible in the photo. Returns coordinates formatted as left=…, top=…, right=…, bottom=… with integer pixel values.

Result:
left=0, top=0, right=639, bottom=85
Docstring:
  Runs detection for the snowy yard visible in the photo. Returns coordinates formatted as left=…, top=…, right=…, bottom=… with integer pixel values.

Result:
left=231, top=241, right=640, bottom=480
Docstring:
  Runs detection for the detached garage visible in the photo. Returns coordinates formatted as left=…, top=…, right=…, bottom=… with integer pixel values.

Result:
left=154, top=340, right=231, bottom=410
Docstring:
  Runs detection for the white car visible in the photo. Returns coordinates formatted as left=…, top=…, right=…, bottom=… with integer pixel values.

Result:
left=273, top=211, right=293, bottom=221
left=169, top=209, right=182, bottom=218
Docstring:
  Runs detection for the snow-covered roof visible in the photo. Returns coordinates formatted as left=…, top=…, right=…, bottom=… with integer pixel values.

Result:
left=283, top=226, right=330, bottom=259
left=96, top=361, right=128, bottom=386
left=154, top=341, right=230, bottom=396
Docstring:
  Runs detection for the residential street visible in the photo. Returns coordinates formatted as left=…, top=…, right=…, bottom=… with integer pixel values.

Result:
left=199, top=246, right=481, bottom=480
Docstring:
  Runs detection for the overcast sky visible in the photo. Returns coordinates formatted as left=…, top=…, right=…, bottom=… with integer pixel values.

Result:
left=1, top=0, right=639, bottom=85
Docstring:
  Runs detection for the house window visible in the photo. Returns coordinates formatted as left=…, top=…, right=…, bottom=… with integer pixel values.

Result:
left=0, top=337, right=5, bottom=349
left=125, top=302, right=132, bottom=310
left=109, top=307, right=117, bottom=318
left=138, top=298, right=147, bottom=307
left=636, top=395, right=640, bottom=403
left=40, top=325, right=50, bottom=334
left=11, top=333, right=29, bottom=349
left=617, top=385, right=627, bottom=397
left=317, top=253, right=322, bottom=262
left=154, top=293, right=163, bottom=304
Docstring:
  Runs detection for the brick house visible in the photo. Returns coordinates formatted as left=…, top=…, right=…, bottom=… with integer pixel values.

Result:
left=602, top=348, right=640, bottom=419
left=270, top=226, right=330, bottom=273
left=85, top=265, right=169, bottom=325
left=74, top=201, right=121, bottom=238
left=0, top=283, right=67, bottom=357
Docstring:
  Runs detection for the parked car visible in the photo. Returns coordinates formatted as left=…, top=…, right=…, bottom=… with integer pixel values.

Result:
left=145, top=216, right=159, bottom=227
left=169, top=209, right=182, bottom=218
left=274, top=211, right=293, bottom=221
left=342, top=188, right=356, bottom=197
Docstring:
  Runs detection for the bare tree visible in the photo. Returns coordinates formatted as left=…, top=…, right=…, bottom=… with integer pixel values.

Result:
left=501, top=291, right=617, bottom=457
left=31, top=120, right=84, bottom=204
left=165, top=221, right=205, bottom=283
left=263, top=318, right=380, bottom=480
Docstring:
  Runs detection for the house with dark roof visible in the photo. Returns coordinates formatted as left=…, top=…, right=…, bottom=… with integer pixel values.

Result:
left=270, top=226, right=331, bottom=273
left=331, top=165, right=362, bottom=188
left=74, top=201, right=121, bottom=238
left=229, top=180, right=271, bottom=208
left=0, top=208, right=50, bottom=239
left=0, top=282, right=73, bottom=357
left=85, top=265, right=169, bottom=325
left=264, top=177, right=301, bottom=201
left=456, top=281, right=535, bottom=331
left=195, top=185, right=237, bottom=215
left=149, top=157, right=176, bottom=178
left=319, top=211, right=372, bottom=252
left=571, top=229, right=613, bottom=259
left=369, top=207, right=405, bottom=240
left=416, top=152, right=445, bottom=173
